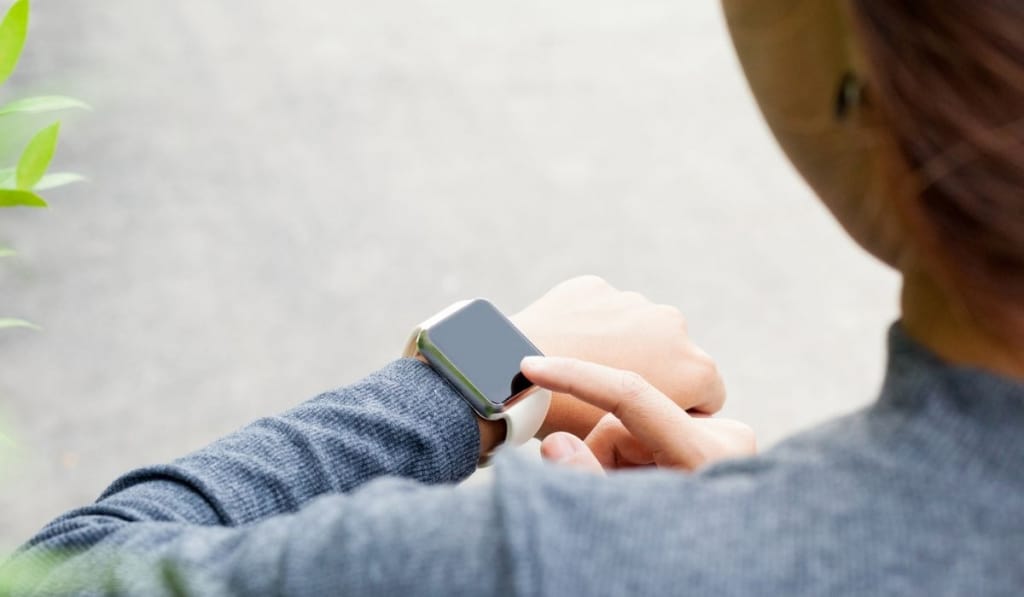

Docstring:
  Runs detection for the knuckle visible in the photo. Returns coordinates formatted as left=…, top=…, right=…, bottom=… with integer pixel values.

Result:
left=704, top=357, right=722, bottom=384
left=618, top=370, right=649, bottom=401
left=699, top=353, right=719, bottom=377
left=573, top=274, right=610, bottom=289
left=721, top=418, right=751, bottom=433
left=689, top=346, right=719, bottom=377
left=679, top=349, right=725, bottom=411
left=620, top=290, right=650, bottom=305
left=595, top=412, right=621, bottom=431
left=697, top=360, right=724, bottom=397
left=654, top=304, right=687, bottom=329
left=723, top=421, right=758, bottom=453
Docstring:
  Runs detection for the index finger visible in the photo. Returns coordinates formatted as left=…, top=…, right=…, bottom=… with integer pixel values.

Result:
left=521, top=356, right=700, bottom=467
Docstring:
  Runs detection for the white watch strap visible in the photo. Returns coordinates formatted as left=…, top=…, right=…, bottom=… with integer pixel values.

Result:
left=496, top=389, right=551, bottom=446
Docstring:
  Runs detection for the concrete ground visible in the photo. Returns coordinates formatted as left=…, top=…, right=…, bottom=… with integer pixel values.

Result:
left=0, top=0, right=899, bottom=547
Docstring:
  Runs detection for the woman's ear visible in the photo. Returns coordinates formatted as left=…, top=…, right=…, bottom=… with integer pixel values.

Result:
left=721, top=0, right=910, bottom=267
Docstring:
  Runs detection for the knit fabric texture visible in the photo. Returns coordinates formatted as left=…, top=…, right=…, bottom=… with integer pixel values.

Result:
left=4, top=324, right=1023, bottom=595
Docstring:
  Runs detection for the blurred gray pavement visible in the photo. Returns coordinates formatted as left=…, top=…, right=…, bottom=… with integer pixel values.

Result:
left=0, top=0, right=899, bottom=546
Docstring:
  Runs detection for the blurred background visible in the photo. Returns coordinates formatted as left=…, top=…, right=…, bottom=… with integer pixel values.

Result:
left=0, top=0, right=898, bottom=547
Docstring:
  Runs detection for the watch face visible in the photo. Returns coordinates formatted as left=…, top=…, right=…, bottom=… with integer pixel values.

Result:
left=425, top=299, right=542, bottom=408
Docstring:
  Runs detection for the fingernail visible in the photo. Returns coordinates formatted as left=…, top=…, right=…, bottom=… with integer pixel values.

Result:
left=521, top=356, right=546, bottom=371
left=545, top=433, right=578, bottom=463
left=556, top=436, right=588, bottom=464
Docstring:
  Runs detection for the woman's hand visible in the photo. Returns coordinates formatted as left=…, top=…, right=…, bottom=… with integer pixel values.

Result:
left=511, top=276, right=725, bottom=439
left=521, top=356, right=756, bottom=473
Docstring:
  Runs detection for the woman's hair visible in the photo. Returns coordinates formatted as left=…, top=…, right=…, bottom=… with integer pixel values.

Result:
left=849, top=2, right=1024, bottom=339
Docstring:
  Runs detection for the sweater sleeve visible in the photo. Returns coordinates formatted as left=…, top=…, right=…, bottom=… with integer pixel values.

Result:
left=8, top=477, right=519, bottom=597
left=19, top=358, right=481, bottom=543
left=5, top=359, right=495, bottom=594
left=1, top=447, right=708, bottom=597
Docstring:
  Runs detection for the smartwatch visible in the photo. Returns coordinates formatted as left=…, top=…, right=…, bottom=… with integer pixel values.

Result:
left=403, top=298, right=552, bottom=453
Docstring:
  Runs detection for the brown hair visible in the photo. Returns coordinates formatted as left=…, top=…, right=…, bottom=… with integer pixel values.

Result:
left=848, top=2, right=1024, bottom=339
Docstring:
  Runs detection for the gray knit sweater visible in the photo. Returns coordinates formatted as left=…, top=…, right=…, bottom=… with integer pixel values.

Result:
left=5, top=324, right=1024, bottom=595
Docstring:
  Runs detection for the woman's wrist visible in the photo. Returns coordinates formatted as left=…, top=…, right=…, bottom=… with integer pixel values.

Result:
left=477, top=418, right=507, bottom=458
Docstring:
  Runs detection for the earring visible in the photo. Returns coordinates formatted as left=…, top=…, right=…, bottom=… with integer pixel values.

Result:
left=835, top=71, right=865, bottom=121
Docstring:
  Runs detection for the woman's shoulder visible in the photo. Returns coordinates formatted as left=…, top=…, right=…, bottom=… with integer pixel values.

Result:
left=486, top=407, right=1020, bottom=595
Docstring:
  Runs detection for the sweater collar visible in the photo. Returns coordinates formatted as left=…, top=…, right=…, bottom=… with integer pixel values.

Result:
left=880, top=322, right=1024, bottom=423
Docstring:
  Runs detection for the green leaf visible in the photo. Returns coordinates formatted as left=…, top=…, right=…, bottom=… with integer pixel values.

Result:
left=0, top=318, right=39, bottom=330
left=0, top=188, right=46, bottom=207
left=0, top=0, right=29, bottom=88
left=0, top=167, right=82, bottom=191
left=0, top=246, right=14, bottom=257
left=0, top=95, right=90, bottom=118
left=34, top=171, right=84, bottom=190
left=16, top=121, right=59, bottom=190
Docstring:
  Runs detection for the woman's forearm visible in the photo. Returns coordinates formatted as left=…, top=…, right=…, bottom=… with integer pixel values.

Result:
left=4, top=360, right=495, bottom=595
left=29, top=359, right=482, bottom=538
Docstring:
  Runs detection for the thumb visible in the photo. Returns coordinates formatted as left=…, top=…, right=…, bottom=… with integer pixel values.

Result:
left=540, top=432, right=605, bottom=475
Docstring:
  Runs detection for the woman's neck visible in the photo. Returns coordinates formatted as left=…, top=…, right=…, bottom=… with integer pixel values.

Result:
left=901, top=268, right=1024, bottom=382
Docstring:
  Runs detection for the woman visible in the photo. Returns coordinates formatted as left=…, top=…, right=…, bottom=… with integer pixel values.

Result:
left=6, top=1, right=1024, bottom=594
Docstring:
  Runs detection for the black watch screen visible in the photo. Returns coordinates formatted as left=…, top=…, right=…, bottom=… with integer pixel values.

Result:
left=425, top=299, right=543, bottom=407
